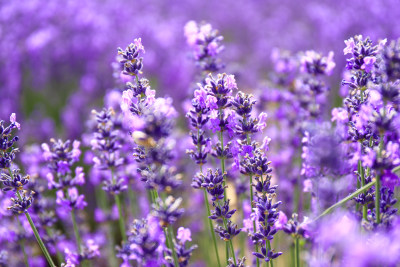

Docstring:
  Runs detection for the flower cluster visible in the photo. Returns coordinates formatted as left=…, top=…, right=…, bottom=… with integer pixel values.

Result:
left=0, top=114, right=34, bottom=214
left=332, top=35, right=400, bottom=228
left=91, top=108, right=128, bottom=194
left=118, top=39, right=194, bottom=266
left=42, top=139, right=86, bottom=210
left=117, top=217, right=162, bottom=266
left=117, top=38, right=145, bottom=76
left=184, top=21, right=225, bottom=72
left=244, top=148, right=283, bottom=262
left=5, top=17, right=400, bottom=267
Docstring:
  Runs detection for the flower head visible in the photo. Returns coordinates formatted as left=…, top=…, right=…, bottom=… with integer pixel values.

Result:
left=177, top=227, right=192, bottom=244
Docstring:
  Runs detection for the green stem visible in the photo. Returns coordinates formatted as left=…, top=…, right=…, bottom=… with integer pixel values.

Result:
left=218, top=123, right=230, bottom=264
left=71, top=210, right=82, bottom=251
left=168, top=226, right=179, bottom=267
left=229, top=240, right=236, bottom=265
left=375, top=135, right=384, bottom=224
left=295, top=237, right=300, bottom=267
left=45, top=228, right=63, bottom=265
left=115, top=194, right=127, bottom=241
left=222, top=218, right=236, bottom=265
left=246, top=133, right=259, bottom=267
left=197, top=124, right=222, bottom=267
left=355, top=172, right=360, bottom=212
left=17, top=192, right=56, bottom=267
left=375, top=174, right=382, bottom=224
left=226, top=244, right=229, bottom=266
left=163, top=227, right=170, bottom=248
left=111, top=169, right=127, bottom=242
left=358, top=160, right=368, bottom=220
left=267, top=240, right=274, bottom=267
left=71, top=211, right=89, bottom=267
left=19, top=238, right=29, bottom=267
left=314, top=181, right=375, bottom=221
left=203, top=189, right=222, bottom=267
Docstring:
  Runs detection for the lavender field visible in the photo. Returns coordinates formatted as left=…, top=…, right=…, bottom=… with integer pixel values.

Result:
left=2, top=1, right=400, bottom=266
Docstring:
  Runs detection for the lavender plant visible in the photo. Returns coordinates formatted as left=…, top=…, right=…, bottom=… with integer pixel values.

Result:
left=4, top=11, right=400, bottom=267
left=1, top=114, right=56, bottom=267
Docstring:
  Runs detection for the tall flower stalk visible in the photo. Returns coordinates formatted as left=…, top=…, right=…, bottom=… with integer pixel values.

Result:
left=186, top=20, right=226, bottom=267
left=42, top=138, right=97, bottom=266
left=187, top=81, right=222, bottom=266
left=91, top=108, right=128, bottom=242
left=118, top=38, right=193, bottom=266
left=0, top=114, right=56, bottom=267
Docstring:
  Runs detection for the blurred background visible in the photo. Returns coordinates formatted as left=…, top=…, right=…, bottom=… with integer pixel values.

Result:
left=2, top=1, right=400, bottom=266
left=2, top=0, right=400, bottom=144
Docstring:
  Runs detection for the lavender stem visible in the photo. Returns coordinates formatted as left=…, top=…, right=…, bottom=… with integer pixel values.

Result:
left=218, top=129, right=230, bottom=264
left=16, top=191, right=56, bottom=267
left=197, top=125, right=222, bottom=267
left=114, top=194, right=127, bottom=242
left=246, top=131, right=260, bottom=267
left=111, top=169, right=127, bottom=242
left=203, top=188, right=222, bottom=267
left=295, top=237, right=300, bottom=267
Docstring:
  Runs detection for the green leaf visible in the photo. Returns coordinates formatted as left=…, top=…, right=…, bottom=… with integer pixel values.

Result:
left=392, top=165, right=400, bottom=173
left=314, top=181, right=376, bottom=221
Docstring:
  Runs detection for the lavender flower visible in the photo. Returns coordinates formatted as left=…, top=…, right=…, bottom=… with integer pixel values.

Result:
left=56, top=187, right=87, bottom=211
left=0, top=114, right=20, bottom=169
left=300, top=50, right=335, bottom=76
left=0, top=114, right=56, bottom=266
left=379, top=38, right=400, bottom=81
left=185, top=21, right=225, bottom=72
left=117, top=217, right=162, bottom=266
left=91, top=108, right=127, bottom=194
left=283, top=213, right=310, bottom=239
left=117, top=38, right=145, bottom=76
left=0, top=169, right=30, bottom=192
left=169, top=227, right=198, bottom=267
left=152, top=196, right=184, bottom=227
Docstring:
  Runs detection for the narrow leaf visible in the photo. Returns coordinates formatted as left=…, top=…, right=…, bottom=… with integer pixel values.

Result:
left=314, top=180, right=376, bottom=221
left=392, top=165, right=400, bottom=173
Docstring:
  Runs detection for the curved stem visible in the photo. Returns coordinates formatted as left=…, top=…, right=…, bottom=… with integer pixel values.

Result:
left=17, top=192, right=56, bottom=267
left=314, top=181, right=375, bottom=221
